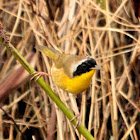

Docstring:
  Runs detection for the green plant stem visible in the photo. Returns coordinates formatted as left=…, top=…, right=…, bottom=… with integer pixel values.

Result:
left=1, top=40, right=95, bottom=140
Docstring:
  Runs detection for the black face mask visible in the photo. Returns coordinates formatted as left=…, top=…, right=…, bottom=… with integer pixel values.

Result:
left=73, top=58, right=97, bottom=77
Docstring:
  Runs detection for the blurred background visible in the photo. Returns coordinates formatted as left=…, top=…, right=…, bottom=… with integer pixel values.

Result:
left=0, top=0, right=140, bottom=140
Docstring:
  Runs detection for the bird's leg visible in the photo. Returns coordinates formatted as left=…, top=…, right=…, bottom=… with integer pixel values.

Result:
left=31, top=72, right=52, bottom=81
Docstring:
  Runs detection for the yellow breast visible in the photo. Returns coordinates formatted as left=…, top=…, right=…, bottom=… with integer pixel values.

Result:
left=51, top=65, right=96, bottom=95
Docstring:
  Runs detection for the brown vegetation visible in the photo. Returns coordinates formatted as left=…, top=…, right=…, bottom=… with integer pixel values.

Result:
left=0, top=0, right=140, bottom=139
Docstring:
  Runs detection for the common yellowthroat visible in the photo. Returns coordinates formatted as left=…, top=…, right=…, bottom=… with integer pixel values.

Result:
left=36, top=45, right=102, bottom=95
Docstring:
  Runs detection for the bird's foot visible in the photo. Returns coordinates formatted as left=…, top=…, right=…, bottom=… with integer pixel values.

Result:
left=31, top=72, right=51, bottom=81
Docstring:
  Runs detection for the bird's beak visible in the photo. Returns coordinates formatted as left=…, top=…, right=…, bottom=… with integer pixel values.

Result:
left=91, top=65, right=103, bottom=70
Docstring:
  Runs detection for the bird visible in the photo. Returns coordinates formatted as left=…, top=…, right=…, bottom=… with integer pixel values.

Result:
left=33, top=45, right=102, bottom=95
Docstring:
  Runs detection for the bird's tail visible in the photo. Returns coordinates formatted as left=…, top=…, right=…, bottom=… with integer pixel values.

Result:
left=36, top=45, right=61, bottom=61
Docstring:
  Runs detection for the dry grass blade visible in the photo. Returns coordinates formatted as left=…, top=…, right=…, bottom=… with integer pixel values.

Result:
left=0, top=53, right=36, bottom=104
left=121, top=122, right=137, bottom=140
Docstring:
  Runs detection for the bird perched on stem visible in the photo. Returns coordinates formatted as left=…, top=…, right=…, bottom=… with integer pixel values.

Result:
left=32, top=45, right=102, bottom=95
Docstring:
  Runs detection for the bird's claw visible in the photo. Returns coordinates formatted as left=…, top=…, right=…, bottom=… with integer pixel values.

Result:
left=30, top=72, right=51, bottom=81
